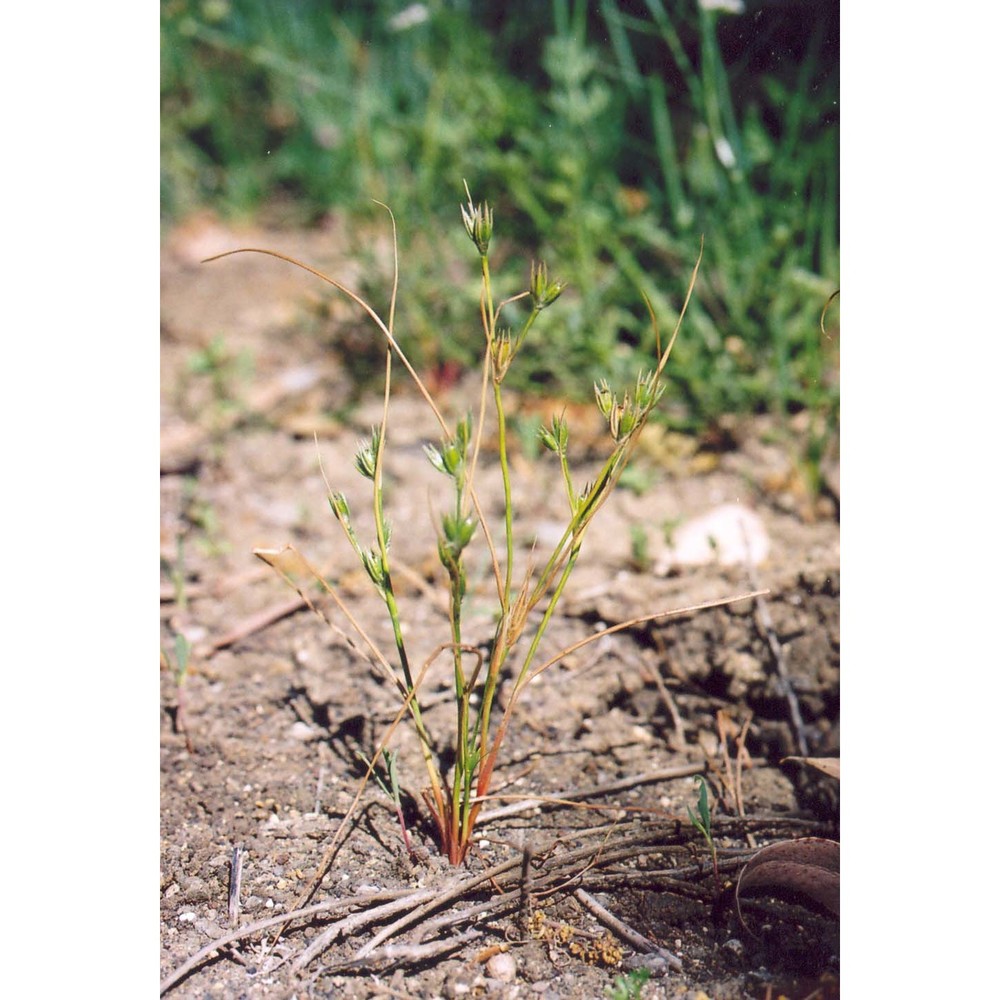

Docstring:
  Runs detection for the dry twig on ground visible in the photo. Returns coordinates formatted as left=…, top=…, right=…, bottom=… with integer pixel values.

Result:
left=161, top=807, right=833, bottom=993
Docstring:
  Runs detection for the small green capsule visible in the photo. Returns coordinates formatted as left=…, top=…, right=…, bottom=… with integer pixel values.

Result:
left=594, top=380, right=614, bottom=420
left=530, top=261, right=567, bottom=310
left=328, top=491, right=351, bottom=522
left=461, top=196, right=493, bottom=255
left=424, top=443, right=448, bottom=475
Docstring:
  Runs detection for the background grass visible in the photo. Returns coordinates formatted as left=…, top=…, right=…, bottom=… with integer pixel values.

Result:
left=162, top=0, right=838, bottom=464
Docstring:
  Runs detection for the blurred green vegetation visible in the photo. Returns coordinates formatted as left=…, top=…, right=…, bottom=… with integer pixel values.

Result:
left=162, top=0, right=838, bottom=451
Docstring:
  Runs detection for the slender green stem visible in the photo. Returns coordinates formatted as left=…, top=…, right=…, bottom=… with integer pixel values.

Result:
left=514, top=306, right=541, bottom=353
left=368, top=283, right=451, bottom=830
left=493, top=380, right=515, bottom=608
left=477, top=254, right=514, bottom=610
left=472, top=250, right=517, bottom=766
left=513, top=544, right=581, bottom=693
left=559, top=450, right=575, bottom=509
left=527, top=449, right=620, bottom=609
left=469, top=543, right=582, bottom=831
left=446, top=500, right=469, bottom=845
left=460, top=250, right=523, bottom=852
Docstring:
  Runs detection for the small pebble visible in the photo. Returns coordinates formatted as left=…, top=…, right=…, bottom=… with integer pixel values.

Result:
left=485, top=951, right=516, bottom=982
left=195, top=918, right=225, bottom=939
left=289, top=721, right=315, bottom=740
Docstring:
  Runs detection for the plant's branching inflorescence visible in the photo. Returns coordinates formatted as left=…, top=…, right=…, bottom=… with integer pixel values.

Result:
left=206, top=189, right=708, bottom=863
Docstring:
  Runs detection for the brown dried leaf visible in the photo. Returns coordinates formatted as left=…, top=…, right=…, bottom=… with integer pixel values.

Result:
left=736, top=837, right=839, bottom=918
left=782, top=756, right=840, bottom=780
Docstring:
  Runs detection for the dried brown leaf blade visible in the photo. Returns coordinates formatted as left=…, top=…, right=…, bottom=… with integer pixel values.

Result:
left=782, top=756, right=840, bottom=780
left=736, top=837, right=839, bottom=918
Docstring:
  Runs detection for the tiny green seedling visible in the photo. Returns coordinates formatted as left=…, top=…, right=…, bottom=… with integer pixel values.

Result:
left=171, top=632, right=191, bottom=686
left=687, top=775, right=720, bottom=890
left=161, top=535, right=188, bottom=612
left=606, top=967, right=650, bottom=1000
left=617, top=463, right=655, bottom=496
left=628, top=524, right=651, bottom=572
left=187, top=334, right=253, bottom=409
left=162, top=632, right=193, bottom=751
left=661, top=516, right=683, bottom=547
left=183, top=478, right=230, bottom=557
left=357, top=748, right=412, bottom=855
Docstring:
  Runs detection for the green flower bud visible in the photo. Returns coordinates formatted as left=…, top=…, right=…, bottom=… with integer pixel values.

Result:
left=442, top=442, right=464, bottom=476
left=530, top=260, right=567, bottom=309
left=572, top=481, right=595, bottom=516
left=442, top=511, right=477, bottom=554
left=424, top=443, right=448, bottom=476
left=491, top=328, right=513, bottom=380
left=538, top=414, right=569, bottom=453
left=594, top=380, right=614, bottom=420
left=455, top=413, right=472, bottom=450
left=538, top=425, right=559, bottom=452
left=608, top=403, right=622, bottom=441
left=461, top=194, right=493, bottom=255
left=354, top=426, right=382, bottom=480
left=328, top=491, right=351, bottom=523
left=634, top=370, right=666, bottom=412
left=361, top=548, right=387, bottom=591
left=426, top=415, right=473, bottom=478
left=617, top=404, right=638, bottom=439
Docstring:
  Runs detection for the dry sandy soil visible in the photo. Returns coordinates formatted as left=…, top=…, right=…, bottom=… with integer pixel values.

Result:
left=160, top=215, right=839, bottom=999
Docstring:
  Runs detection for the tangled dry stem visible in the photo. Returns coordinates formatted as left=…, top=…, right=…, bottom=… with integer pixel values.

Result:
left=161, top=792, right=834, bottom=995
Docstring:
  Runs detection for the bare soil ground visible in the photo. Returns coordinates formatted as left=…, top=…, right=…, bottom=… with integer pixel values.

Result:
left=160, top=216, right=840, bottom=999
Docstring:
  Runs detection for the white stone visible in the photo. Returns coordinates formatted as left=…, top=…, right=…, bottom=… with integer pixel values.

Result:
left=485, top=952, right=517, bottom=982
left=656, top=503, right=769, bottom=572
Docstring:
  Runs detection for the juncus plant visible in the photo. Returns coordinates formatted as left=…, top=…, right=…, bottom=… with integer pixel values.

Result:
left=206, top=186, right=708, bottom=864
